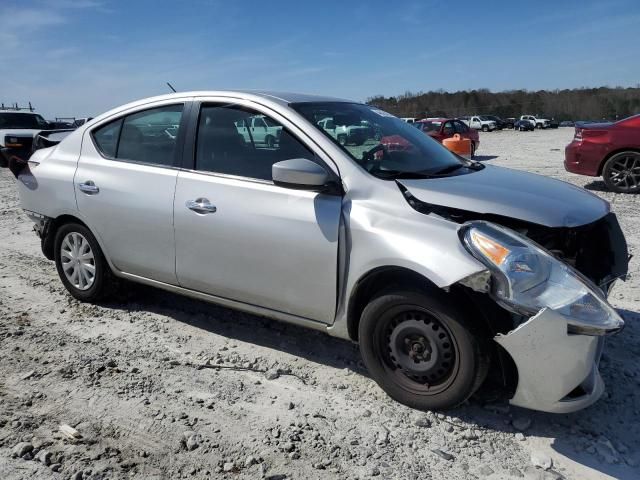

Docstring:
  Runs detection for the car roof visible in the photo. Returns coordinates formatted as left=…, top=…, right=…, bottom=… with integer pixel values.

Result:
left=129, top=90, right=353, bottom=106
left=0, top=110, right=41, bottom=114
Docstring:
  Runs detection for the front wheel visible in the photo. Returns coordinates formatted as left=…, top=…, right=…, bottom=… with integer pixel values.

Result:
left=481, top=125, right=489, bottom=132
left=54, top=223, right=114, bottom=302
left=359, top=290, right=489, bottom=411
left=602, top=151, right=640, bottom=193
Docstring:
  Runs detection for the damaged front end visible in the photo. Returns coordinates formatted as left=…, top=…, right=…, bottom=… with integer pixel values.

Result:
left=458, top=220, right=626, bottom=412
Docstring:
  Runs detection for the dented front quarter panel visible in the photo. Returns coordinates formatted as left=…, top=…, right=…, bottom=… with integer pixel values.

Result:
left=495, top=308, right=604, bottom=413
left=329, top=177, right=487, bottom=339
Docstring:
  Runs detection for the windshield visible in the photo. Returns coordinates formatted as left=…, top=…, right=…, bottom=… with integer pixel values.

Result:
left=291, top=102, right=465, bottom=179
left=0, top=113, right=48, bottom=129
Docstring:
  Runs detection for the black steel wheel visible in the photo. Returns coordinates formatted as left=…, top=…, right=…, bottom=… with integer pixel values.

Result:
left=603, top=151, right=640, bottom=193
left=359, top=290, right=489, bottom=411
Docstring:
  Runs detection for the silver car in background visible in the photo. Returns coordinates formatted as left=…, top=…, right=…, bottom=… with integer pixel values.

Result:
left=12, top=91, right=629, bottom=413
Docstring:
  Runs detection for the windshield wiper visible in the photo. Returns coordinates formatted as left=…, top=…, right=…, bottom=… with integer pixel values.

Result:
left=370, top=168, right=436, bottom=180
left=429, top=163, right=465, bottom=175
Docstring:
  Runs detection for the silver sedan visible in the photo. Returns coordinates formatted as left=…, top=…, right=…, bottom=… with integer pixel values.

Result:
left=11, top=91, right=628, bottom=413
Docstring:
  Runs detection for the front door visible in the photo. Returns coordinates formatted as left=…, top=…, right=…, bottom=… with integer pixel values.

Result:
left=75, top=102, right=186, bottom=284
left=174, top=102, right=342, bottom=323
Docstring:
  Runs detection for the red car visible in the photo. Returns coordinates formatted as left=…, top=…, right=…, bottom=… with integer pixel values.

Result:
left=565, top=114, right=640, bottom=193
left=414, top=118, right=480, bottom=156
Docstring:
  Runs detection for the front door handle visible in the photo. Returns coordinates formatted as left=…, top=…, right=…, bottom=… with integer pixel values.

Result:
left=186, top=198, right=217, bottom=214
left=78, top=181, right=99, bottom=195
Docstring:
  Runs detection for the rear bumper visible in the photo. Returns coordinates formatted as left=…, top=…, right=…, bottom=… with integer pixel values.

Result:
left=564, top=141, right=602, bottom=176
left=495, top=308, right=607, bottom=413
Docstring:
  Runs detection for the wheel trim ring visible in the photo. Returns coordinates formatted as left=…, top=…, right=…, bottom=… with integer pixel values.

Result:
left=373, top=304, right=462, bottom=396
left=60, top=232, right=96, bottom=291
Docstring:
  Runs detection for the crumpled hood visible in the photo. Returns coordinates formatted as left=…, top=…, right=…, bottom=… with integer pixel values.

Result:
left=399, top=164, right=609, bottom=228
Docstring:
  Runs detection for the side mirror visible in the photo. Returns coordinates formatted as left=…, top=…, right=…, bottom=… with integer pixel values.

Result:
left=272, top=158, right=330, bottom=190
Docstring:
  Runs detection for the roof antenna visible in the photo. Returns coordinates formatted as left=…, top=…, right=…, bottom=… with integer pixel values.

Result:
left=167, top=82, right=177, bottom=93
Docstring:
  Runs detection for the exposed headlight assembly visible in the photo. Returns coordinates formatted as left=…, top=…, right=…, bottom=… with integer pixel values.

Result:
left=460, top=221, right=624, bottom=336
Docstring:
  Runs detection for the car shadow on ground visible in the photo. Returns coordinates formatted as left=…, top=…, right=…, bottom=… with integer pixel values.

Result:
left=107, top=283, right=367, bottom=375
left=584, top=180, right=639, bottom=194
left=104, top=284, right=640, bottom=478
left=583, top=180, right=611, bottom=192
left=473, top=155, right=498, bottom=162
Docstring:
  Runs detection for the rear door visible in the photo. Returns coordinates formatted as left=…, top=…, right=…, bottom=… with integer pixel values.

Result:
left=173, top=100, right=342, bottom=323
left=75, top=101, right=189, bottom=284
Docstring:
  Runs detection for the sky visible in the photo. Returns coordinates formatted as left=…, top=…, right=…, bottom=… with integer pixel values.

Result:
left=1, top=0, right=639, bottom=118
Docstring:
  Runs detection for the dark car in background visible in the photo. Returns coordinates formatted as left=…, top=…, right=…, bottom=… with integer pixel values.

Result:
left=503, top=118, right=516, bottom=129
left=548, top=119, right=559, bottom=129
left=565, top=114, right=640, bottom=193
left=560, top=121, right=575, bottom=127
left=514, top=119, right=535, bottom=131
left=413, top=118, right=480, bottom=155
left=483, top=115, right=508, bottom=130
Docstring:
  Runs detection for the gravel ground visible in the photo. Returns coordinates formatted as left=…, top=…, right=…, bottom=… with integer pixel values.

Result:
left=0, top=128, right=638, bottom=480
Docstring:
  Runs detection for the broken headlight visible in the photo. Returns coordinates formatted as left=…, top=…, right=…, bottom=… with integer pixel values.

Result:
left=460, top=221, right=624, bottom=336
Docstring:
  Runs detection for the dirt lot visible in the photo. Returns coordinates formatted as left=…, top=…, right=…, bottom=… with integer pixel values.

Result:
left=1, top=128, right=638, bottom=480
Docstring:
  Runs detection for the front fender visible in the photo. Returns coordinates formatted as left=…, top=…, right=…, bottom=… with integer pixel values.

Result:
left=328, top=194, right=486, bottom=340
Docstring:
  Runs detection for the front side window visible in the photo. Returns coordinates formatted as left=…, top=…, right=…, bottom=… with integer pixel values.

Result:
left=292, top=102, right=469, bottom=180
left=91, top=104, right=183, bottom=166
left=443, top=121, right=454, bottom=135
left=454, top=121, right=469, bottom=133
left=195, top=104, right=314, bottom=181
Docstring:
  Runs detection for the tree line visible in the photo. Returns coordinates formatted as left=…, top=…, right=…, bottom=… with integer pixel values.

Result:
left=367, top=86, right=640, bottom=121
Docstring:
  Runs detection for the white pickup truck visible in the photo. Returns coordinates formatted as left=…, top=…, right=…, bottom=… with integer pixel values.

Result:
left=236, top=115, right=282, bottom=148
left=520, top=115, right=550, bottom=129
left=0, top=109, right=74, bottom=168
left=459, top=116, right=497, bottom=132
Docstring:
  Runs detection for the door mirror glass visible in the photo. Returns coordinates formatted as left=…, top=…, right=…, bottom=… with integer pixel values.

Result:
left=272, top=158, right=329, bottom=189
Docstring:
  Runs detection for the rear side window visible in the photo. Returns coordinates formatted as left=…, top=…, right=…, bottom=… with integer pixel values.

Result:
left=91, top=104, right=183, bottom=167
left=93, top=118, right=122, bottom=157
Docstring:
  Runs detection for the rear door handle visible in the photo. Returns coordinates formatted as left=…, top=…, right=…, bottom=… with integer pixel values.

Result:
left=186, top=198, right=217, bottom=214
left=78, top=181, right=99, bottom=195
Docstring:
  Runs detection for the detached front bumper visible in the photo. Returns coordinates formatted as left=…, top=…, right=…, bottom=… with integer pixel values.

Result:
left=495, top=308, right=606, bottom=413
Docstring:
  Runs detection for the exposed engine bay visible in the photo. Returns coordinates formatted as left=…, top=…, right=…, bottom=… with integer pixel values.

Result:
left=399, top=183, right=629, bottom=290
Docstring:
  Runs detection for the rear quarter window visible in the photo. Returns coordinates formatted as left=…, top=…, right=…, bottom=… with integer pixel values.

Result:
left=92, top=118, right=123, bottom=157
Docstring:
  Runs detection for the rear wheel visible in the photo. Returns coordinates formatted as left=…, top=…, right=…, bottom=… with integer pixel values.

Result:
left=338, top=134, right=347, bottom=146
left=482, top=125, right=489, bottom=132
left=603, top=151, right=640, bottom=193
left=359, top=290, right=489, bottom=411
left=54, top=223, right=114, bottom=301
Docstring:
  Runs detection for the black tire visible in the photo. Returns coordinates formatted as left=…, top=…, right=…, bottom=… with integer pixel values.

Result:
left=536, top=123, right=543, bottom=129
left=602, top=151, right=640, bottom=193
left=54, top=222, right=114, bottom=302
left=358, top=289, right=489, bottom=411
left=337, top=134, right=347, bottom=146
left=481, top=125, right=489, bottom=132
